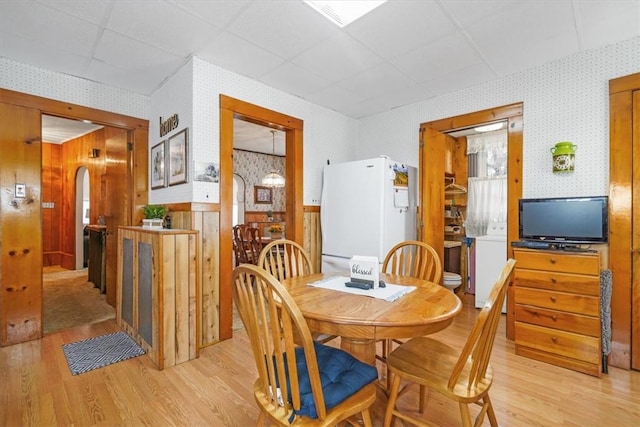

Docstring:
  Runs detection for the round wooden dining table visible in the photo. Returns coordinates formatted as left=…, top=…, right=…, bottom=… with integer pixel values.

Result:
left=282, top=272, right=462, bottom=365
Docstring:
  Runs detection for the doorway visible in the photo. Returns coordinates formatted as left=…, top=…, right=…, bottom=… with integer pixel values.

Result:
left=76, top=167, right=89, bottom=269
left=419, top=102, right=523, bottom=339
left=219, top=95, right=304, bottom=340
left=0, top=88, right=148, bottom=346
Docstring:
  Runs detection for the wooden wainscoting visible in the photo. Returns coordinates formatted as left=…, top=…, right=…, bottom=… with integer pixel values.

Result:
left=168, top=204, right=220, bottom=348
left=303, top=206, right=322, bottom=273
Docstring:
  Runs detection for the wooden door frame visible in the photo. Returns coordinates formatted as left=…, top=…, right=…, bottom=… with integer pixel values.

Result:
left=0, top=88, right=148, bottom=308
left=419, top=102, right=523, bottom=339
left=219, top=95, right=304, bottom=340
left=609, top=72, right=640, bottom=370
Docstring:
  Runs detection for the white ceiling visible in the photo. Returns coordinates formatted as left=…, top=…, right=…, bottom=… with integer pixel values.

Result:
left=5, top=1, right=639, bottom=149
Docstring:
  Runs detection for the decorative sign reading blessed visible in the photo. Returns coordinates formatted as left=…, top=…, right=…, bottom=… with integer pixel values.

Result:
left=349, top=255, right=379, bottom=288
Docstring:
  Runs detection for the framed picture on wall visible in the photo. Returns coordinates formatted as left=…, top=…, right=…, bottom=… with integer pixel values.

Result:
left=168, top=128, right=188, bottom=186
left=150, top=141, right=166, bottom=189
left=254, top=186, right=272, bottom=204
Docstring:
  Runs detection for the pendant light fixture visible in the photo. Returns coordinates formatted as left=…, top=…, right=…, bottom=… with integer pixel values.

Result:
left=261, top=130, right=285, bottom=188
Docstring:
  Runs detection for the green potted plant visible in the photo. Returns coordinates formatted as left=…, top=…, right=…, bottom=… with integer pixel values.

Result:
left=142, top=204, right=167, bottom=229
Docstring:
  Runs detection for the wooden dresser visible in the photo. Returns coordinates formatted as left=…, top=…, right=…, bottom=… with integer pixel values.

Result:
left=512, top=248, right=602, bottom=377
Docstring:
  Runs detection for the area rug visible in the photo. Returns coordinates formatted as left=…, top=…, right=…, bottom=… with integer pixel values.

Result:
left=43, top=268, right=115, bottom=334
left=62, top=331, right=145, bottom=375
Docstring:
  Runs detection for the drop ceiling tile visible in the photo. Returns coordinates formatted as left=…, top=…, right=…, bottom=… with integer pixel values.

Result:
left=346, top=0, right=457, bottom=60
left=197, top=31, right=285, bottom=80
left=226, top=0, right=338, bottom=59
left=391, top=32, right=486, bottom=83
left=0, top=0, right=100, bottom=56
left=440, top=0, right=522, bottom=28
left=260, top=61, right=330, bottom=98
left=84, top=58, right=170, bottom=95
left=484, top=31, right=579, bottom=77
left=337, top=62, right=416, bottom=101
left=106, top=0, right=221, bottom=56
left=171, top=0, right=253, bottom=29
left=0, top=31, right=91, bottom=76
left=94, top=30, right=186, bottom=71
left=422, top=62, right=497, bottom=98
left=464, top=1, right=575, bottom=52
left=576, top=1, right=640, bottom=50
left=304, top=84, right=367, bottom=113
left=292, top=33, right=383, bottom=83
left=37, top=0, right=115, bottom=25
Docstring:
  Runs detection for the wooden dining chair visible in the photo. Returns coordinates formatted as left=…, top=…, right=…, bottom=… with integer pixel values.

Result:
left=232, top=264, right=378, bottom=426
left=382, top=240, right=442, bottom=284
left=258, top=239, right=313, bottom=281
left=379, top=240, right=443, bottom=389
left=383, top=259, right=517, bottom=427
left=258, top=239, right=337, bottom=344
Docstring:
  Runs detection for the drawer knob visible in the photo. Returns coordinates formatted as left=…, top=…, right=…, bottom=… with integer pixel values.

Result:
left=550, top=296, right=556, bottom=302
left=551, top=336, right=558, bottom=342
left=551, top=277, right=557, bottom=283
left=549, top=258, right=557, bottom=264
left=552, top=315, right=557, bottom=321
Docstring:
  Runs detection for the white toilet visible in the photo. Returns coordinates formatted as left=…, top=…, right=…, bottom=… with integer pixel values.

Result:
left=442, top=271, right=462, bottom=292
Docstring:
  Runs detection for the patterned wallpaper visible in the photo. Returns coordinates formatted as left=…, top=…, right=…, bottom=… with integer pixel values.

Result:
left=357, top=36, right=640, bottom=199
left=233, top=149, right=285, bottom=212
left=0, top=58, right=149, bottom=119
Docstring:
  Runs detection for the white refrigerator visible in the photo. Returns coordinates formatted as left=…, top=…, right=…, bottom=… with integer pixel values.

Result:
left=320, top=157, right=417, bottom=272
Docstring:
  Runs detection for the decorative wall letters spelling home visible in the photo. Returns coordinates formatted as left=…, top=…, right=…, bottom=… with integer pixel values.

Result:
left=159, top=114, right=179, bottom=137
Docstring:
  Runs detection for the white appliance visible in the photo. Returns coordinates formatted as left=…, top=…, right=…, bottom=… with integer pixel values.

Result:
left=321, top=157, right=417, bottom=273
left=475, top=221, right=507, bottom=312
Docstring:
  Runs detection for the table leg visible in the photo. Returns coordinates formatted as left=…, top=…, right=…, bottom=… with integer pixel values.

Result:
left=340, top=337, right=376, bottom=365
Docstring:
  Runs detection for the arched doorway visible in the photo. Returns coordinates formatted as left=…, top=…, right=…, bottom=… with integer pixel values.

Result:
left=75, top=167, right=89, bottom=270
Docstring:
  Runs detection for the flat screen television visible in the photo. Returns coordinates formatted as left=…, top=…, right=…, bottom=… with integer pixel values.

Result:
left=518, top=196, right=608, bottom=244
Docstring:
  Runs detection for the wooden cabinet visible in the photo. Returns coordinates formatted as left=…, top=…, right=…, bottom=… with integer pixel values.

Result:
left=513, top=248, right=602, bottom=377
left=117, top=226, right=200, bottom=370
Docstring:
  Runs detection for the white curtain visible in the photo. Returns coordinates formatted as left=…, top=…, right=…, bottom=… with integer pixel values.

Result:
left=465, top=177, right=507, bottom=237
left=465, top=129, right=507, bottom=237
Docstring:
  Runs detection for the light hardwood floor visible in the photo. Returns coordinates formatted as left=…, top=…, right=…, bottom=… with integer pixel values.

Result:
left=1, top=294, right=638, bottom=426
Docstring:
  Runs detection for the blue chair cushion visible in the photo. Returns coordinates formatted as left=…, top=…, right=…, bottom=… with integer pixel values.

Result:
left=286, top=341, right=378, bottom=419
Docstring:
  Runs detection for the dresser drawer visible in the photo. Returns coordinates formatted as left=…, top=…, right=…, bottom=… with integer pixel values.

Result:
left=514, top=269, right=600, bottom=295
left=512, top=249, right=600, bottom=275
left=514, top=304, right=600, bottom=337
left=515, top=322, right=600, bottom=364
left=514, top=287, right=599, bottom=316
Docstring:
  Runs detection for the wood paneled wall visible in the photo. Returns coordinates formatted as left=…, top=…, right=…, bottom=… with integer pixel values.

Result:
left=304, top=206, right=322, bottom=273
left=609, top=72, right=640, bottom=370
left=166, top=203, right=322, bottom=348
left=167, top=204, right=221, bottom=348
left=0, top=102, right=43, bottom=345
left=42, top=143, right=63, bottom=266
left=0, top=88, right=148, bottom=346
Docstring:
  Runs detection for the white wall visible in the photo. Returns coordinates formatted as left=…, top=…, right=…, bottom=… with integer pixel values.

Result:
left=356, top=36, right=640, bottom=199
left=148, top=61, right=194, bottom=205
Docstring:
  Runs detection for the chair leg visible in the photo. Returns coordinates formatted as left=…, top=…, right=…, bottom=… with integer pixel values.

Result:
left=418, top=385, right=427, bottom=413
left=483, top=395, right=498, bottom=427
left=383, top=374, right=402, bottom=427
left=459, top=402, right=472, bottom=427
left=360, top=408, right=373, bottom=427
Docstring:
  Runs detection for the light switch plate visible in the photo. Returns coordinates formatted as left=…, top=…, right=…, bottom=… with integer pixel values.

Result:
left=15, top=183, right=26, bottom=198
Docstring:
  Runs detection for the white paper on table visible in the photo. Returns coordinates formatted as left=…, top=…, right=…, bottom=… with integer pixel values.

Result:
left=308, top=276, right=416, bottom=302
